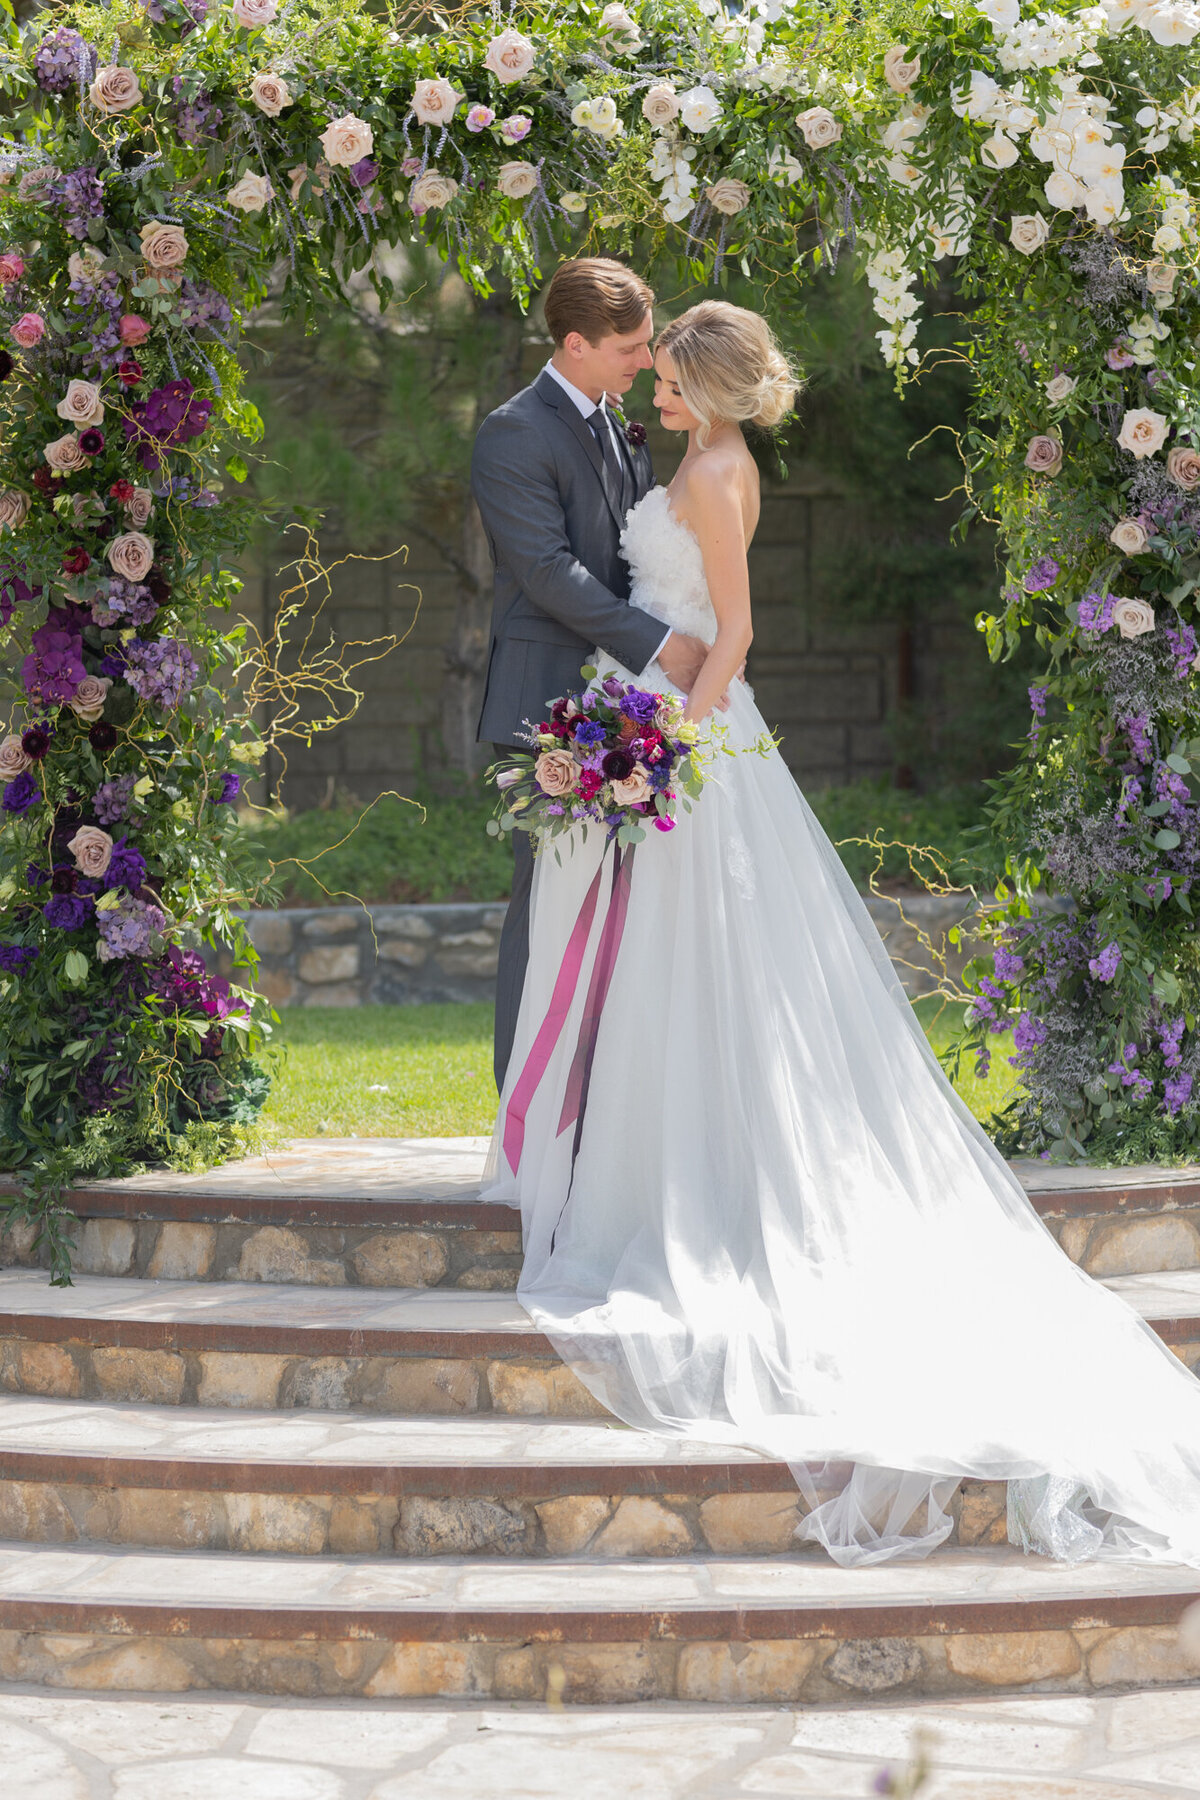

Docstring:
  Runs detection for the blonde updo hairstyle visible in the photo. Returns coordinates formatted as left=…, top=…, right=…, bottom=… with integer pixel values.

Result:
left=655, top=301, right=800, bottom=447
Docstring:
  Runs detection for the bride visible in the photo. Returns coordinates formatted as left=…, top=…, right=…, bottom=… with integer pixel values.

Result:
left=481, top=299, right=1200, bottom=1570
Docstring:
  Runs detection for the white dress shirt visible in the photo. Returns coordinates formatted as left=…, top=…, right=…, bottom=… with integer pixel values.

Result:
left=542, top=359, right=672, bottom=665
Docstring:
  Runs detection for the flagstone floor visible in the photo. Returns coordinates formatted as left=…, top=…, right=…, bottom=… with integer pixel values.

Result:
left=1, top=1682, right=1199, bottom=1798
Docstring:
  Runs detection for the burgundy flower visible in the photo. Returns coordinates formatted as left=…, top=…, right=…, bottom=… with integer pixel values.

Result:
left=62, top=545, right=90, bottom=574
left=20, top=723, right=52, bottom=760
left=624, top=419, right=648, bottom=448
left=602, top=748, right=635, bottom=781
left=109, top=478, right=134, bottom=501
left=32, top=466, right=60, bottom=494
left=79, top=427, right=105, bottom=455
left=117, top=359, right=142, bottom=387
left=0, top=350, right=13, bottom=382
left=50, top=866, right=78, bottom=895
left=145, top=567, right=171, bottom=603
left=89, top=721, right=118, bottom=753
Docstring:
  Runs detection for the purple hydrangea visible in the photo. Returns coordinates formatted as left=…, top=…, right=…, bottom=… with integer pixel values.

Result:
left=96, top=895, right=166, bottom=962
left=1159, top=1015, right=1186, bottom=1069
left=1121, top=713, right=1153, bottom=763
left=22, top=620, right=86, bottom=706
left=0, top=943, right=38, bottom=973
left=174, top=279, right=234, bottom=337
left=124, top=637, right=200, bottom=709
left=1, top=770, right=41, bottom=815
left=54, top=165, right=105, bottom=241
left=91, top=577, right=159, bottom=629
left=34, top=27, right=97, bottom=93
left=43, top=892, right=92, bottom=930
left=1087, top=941, right=1121, bottom=982
left=1023, top=556, right=1060, bottom=595
left=172, top=76, right=224, bottom=143
left=105, top=837, right=148, bottom=891
left=93, top=774, right=138, bottom=826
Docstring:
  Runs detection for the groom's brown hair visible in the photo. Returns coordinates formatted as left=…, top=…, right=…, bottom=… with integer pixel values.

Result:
left=543, top=258, right=655, bottom=347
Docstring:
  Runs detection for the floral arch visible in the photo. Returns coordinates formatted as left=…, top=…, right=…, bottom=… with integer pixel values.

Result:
left=1, top=0, right=1199, bottom=1263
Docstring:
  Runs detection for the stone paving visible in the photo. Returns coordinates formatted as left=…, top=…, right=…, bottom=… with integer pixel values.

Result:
left=1, top=1683, right=1199, bottom=1798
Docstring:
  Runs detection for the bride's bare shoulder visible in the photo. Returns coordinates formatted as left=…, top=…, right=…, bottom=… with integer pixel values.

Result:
left=673, top=442, right=760, bottom=530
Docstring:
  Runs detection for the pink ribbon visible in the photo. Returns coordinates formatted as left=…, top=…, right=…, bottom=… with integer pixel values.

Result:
left=558, top=844, right=634, bottom=1150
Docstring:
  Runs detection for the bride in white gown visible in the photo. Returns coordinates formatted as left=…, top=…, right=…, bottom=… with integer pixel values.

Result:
left=481, top=299, right=1200, bottom=1570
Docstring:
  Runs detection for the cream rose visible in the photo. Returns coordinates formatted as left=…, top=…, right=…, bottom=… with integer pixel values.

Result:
left=600, top=2, right=642, bottom=49
left=319, top=113, right=374, bottom=167
left=68, top=675, right=112, bottom=723
left=981, top=134, right=1019, bottom=170
left=231, top=0, right=278, bottom=27
left=1044, top=373, right=1077, bottom=404
left=496, top=160, right=539, bottom=199
left=0, top=490, right=29, bottom=531
left=1024, top=434, right=1063, bottom=477
left=1010, top=212, right=1050, bottom=254
left=68, top=247, right=106, bottom=285
left=250, top=72, right=292, bottom=116
left=411, top=79, right=461, bottom=127
left=707, top=177, right=751, bottom=216
left=126, top=487, right=155, bottom=528
left=534, top=749, right=576, bottom=797
left=106, top=531, right=155, bottom=582
left=610, top=763, right=652, bottom=806
left=67, top=825, right=114, bottom=879
left=89, top=66, right=142, bottom=114
left=44, top=433, right=88, bottom=473
left=795, top=106, right=842, bottom=149
left=1166, top=444, right=1200, bottom=492
left=1111, top=597, right=1156, bottom=640
left=228, top=171, right=274, bottom=213
left=56, top=379, right=104, bottom=428
left=1117, top=407, right=1168, bottom=459
left=1110, top=517, right=1149, bottom=555
left=642, top=82, right=679, bottom=126
left=483, top=27, right=535, bottom=83
left=409, top=171, right=459, bottom=213
left=884, top=46, right=921, bottom=92
left=1147, top=261, right=1179, bottom=302
left=0, top=735, right=31, bottom=778
left=139, top=221, right=189, bottom=272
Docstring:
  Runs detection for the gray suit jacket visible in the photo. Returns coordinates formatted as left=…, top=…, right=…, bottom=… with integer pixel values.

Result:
left=472, top=368, right=665, bottom=748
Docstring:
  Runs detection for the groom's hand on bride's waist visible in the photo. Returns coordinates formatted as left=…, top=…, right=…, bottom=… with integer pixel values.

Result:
left=658, top=631, right=733, bottom=712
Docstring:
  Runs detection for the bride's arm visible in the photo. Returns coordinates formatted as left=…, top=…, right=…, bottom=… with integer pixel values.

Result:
left=677, top=462, right=753, bottom=724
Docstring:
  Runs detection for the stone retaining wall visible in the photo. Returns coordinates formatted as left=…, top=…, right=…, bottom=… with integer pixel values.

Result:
left=211, top=894, right=983, bottom=1009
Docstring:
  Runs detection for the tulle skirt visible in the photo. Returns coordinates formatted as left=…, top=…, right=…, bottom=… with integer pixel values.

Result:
left=482, top=664, right=1200, bottom=1568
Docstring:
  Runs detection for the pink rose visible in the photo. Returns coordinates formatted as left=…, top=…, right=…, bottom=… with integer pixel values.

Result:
left=0, top=490, right=29, bottom=531
left=1117, top=408, right=1168, bottom=460
left=1106, top=342, right=1136, bottom=371
left=67, top=825, right=114, bottom=878
left=139, top=222, right=188, bottom=272
left=319, top=113, right=374, bottom=168
left=44, top=433, right=89, bottom=473
left=534, top=749, right=577, bottom=796
left=106, top=530, right=155, bottom=581
left=1166, top=444, right=1200, bottom=493
left=120, top=314, right=151, bottom=346
left=0, top=252, right=25, bottom=284
left=466, top=104, right=496, bottom=132
left=88, top=65, right=142, bottom=114
left=68, top=674, right=112, bottom=722
left=1023, top=434, right=1063, bottom=477
left=610, top=763, right=652, bottom=806
left=496, top=160, right=539, bottom=199
left=231, top=0, right=278, bottom=26
left=11, top=312, right=44, bottom=348
left=412, top=78, right=460, bottom=127
left=0, top=734, right=32, bottom=778
left=126, top=487, right=155, bottom=528
left=484, top=28, right=536, bottom=84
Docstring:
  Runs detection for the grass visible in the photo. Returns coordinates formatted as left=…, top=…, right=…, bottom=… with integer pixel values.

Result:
left=262, top=1000, right=1022, bottom=1141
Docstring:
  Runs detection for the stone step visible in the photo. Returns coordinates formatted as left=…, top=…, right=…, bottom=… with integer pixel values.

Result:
left=5, top=1142, right=1200, bottom=1288
left=0, top=1393, right=1025, bottom=1560
left=0, top=1538, right=1196, bottom=1703
left=2, top=1268, right=1197, bottom=1417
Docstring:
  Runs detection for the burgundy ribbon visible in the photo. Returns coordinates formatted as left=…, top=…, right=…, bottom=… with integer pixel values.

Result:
left=502, top=841, right=635, bottom=1177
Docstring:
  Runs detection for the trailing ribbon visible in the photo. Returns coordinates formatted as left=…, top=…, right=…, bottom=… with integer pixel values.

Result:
left=502, top=840, right=635, bottom=1177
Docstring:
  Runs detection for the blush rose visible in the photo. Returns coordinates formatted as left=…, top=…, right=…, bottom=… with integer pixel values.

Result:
left=67, top=825, right=114, bottom=879
left=534, top=749, right=577, bottom=796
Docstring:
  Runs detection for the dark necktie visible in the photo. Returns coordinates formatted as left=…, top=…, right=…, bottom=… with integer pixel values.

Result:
left=589, top=404, right=633, bottom=512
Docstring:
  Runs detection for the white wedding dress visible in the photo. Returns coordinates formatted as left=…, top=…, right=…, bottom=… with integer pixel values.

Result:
left=481, top=484, right=1200, bottom=1569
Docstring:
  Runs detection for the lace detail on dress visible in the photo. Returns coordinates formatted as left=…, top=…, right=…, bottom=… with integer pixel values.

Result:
left=621, top=487, right=718, bottom=645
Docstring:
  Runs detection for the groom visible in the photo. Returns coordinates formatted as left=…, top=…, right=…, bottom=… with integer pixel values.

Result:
left=472, top=257, right=708, bottom=1089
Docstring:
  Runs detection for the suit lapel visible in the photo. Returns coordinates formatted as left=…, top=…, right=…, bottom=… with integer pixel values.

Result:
left=534, top=369, right=628, bottom=534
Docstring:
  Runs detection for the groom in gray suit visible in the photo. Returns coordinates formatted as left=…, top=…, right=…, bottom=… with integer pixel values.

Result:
left=472, top=257, right=708, bottom=1088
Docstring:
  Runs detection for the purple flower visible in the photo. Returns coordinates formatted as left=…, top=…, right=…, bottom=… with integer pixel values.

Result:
left=93, top=774, right=138, bottom=826
left=993, top=946, right=1025, bottom=980
left=619, top=687, right=658, bottom=724
left=1013, top=1012, right=1048, bottom=1052
left=1028, top=684, right=1048, bottom=722
left=99, top=647, right=129, bottom=682
left=1122, top=713, right=1153, bottom=763
left=1165, top=1071, right=1194, bottom=1116
left=1087, top=941, right=1121, bottom=982
left=466, top=103, right=496, bottom=132
left=1165, top=622, right=1198, bottom=680
left=601, top=675, right=625, bottom=698
left=573, top=720, right=607, bottom=748
left=1077, top=590, right=1115, bottom=633
left=43, top=892, right=92, bottom=930
left=34, top=26, right=96, bottom=92
left=1106, top=341, right=1136, bottom=370
left=0, top=943, right=38, bottom=973
left=22, top=620, right=87, bottom=706
left=20, top=723, right=53, bottom=761
left=0, top=565, right=42, bottom=629
left=1023, top=556, right=1060, bottom=594
left=123, top=377, right=213, bottom=470
left=625, top=420, right=648, bottom=448
left=349, top=157, right=378, bottom=189
left=124, top=637, right=200, bottom=709
left=602, top=748, right=635, bottom=781
left=2, top=770, right=41, bottom=815
left=96, top=894, right=166, bottom=961
left=105, top=837, right=148, bottom=891
left=1160, top=1016, right=1186, bottom=1069
left=216, top=771, right=241, bottom=803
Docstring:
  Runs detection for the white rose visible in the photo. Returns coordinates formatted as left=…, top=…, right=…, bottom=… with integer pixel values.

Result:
left=227, top=171, right=274, bottom=213
left=1045, top=373, right=1077, bottom=403
left=680, top=85, right=723, bottom=132
left=411, top=79, right=460, bottom=128
left=319, top=113, right=375, bottom=166
left=883, top=47, right=921, bottom=92
left=1044, top=169, right=1085, bottom=209
left=1153, top=223, right=1183, bottom=253
left=88, top=66, right=142, bottom=114
left=231, top=0, right=278, bottom=27
left=250, top=72, right=292, bottom=116
left=977, top=0, right=1021, bottom=26
left=1117, top=406, right=1168, bottom=458
left=68, top=247, right=107, bottom=285
left=409, top=171, right=459, bottom=213
left=496, top=160, right=538, bottom=199
left=1109, top=517, right=1149, bottom=554
left=795, top=105, right=842, bottom=149
left=706, top=176, right=751, bottom=216
left=1111, top=596, right=1156, bottom=638
left=642, top=82, right=679, bottom=127
left=981, top=133, right=1019, bottom=169
left=56, top=380, right=104, bottom=427
left=1010, top=212, right=1050, bottom=254
left=600, top=2, right=642, bottom=49
left=0, top=490, right=29, bottom=531
left=483, top=28, right=535, bottom=84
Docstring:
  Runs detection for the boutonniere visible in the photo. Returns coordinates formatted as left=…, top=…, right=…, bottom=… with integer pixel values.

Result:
left=607, top=398, right=648, bottom=449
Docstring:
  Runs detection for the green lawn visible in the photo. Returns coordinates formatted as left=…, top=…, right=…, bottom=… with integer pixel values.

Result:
left=263, top=1001, right=1020, bottom=1140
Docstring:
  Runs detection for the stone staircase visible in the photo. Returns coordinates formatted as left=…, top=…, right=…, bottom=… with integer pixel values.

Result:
left=0, top=1140, right=1199, bottom=1705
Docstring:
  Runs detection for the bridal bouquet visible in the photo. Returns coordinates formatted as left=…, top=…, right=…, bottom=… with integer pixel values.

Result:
left=487, top=667, right=703, bottom=850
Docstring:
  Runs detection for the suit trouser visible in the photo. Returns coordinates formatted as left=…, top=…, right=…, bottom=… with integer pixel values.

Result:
left=492, top=745, right=535, bottom=1093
